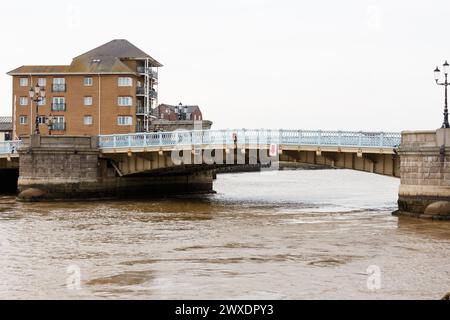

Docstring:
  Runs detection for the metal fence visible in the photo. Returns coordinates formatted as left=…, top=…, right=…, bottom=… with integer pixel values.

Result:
left=98, top=130, right=401, bottom=150
left=0, top=141, right=22, bottom=155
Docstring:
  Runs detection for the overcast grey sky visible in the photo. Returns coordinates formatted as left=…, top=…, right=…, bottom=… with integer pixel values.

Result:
left=1, top=0, right=449, bottom=131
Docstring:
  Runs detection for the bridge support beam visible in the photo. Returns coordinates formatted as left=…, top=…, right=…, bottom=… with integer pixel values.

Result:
left=395, top=129, right=450, bottom=220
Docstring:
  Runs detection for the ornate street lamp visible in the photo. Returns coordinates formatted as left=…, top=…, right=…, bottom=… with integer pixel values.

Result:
left=46, top=114, right=56, bottom=136
left=28, top=84, right=46, bottom=135
left=434, top=61, right=450, bottom=128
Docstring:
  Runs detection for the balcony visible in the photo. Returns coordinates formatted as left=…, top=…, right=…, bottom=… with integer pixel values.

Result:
left=136, top=66, right=158, bottom=80
left=136, top=87, right=158, bottom=99
left=136, top=124, right=146, bottom=133
left=51, top=123, right=66, bottom=131
left=136, top=87, right=145, bottom=95
left=52, top=84, right=66, bottom=92
left=136, top=106, right=146, bottom=115
left=51, top=103, right=66, bottom=111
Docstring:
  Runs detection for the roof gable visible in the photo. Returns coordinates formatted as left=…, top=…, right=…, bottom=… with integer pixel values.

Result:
left=7, top=39, right=162, bottom=75
left=72, top=39, right=162, bottom=67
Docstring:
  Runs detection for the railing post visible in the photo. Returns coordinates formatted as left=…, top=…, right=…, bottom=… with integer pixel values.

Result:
left=159, top=132, right=163, bottom=146
left=113, top=136, right=117, bottom=148
left=380, top=132, right=384, bottom=147
left=128, top=135, right=132, bottom=147
left=359, top=132, right=363, bottom=147
left=338, top=131, right=342, bottom=146
left=318, top=130, right=322, bottom=145
left=298, top=130, right=302, bottom=145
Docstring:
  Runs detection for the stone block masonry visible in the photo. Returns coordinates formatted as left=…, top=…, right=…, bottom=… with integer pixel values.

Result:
left=17, top=135, right=213, bottom=201
left=395, top=128, right=450, bottom=220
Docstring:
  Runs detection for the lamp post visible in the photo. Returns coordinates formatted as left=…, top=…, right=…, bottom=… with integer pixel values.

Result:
left=46, top=114, right=56, bottom=136
left=28, top=84, right=46, bottom=135
left=434, top=61, right=450, bottom=129
left=175, top=102, right=185, bottom=120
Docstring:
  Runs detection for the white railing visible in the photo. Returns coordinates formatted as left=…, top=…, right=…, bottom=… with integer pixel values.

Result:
left=0, top=141, right=22, bottom=155
left=98, top=130, right=401, bottom=150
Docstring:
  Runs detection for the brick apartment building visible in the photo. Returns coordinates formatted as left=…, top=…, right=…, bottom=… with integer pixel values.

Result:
left=8, top=39, right=162, bottom=139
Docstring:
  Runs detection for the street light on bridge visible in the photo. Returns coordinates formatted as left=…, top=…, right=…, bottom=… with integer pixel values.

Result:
left=434, top=61, right=450, bottom=128
left=28, top=84, right=46, bottom=135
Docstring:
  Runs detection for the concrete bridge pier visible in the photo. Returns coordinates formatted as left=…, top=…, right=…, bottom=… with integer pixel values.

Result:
left=17, top=135, right=213, bottom=201
left=395, top=129, right=450, bottom=220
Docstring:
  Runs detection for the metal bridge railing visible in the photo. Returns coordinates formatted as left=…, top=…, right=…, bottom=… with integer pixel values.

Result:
left=98, top=130, right=402, bottom=150
left=0, top=141, right=22, bottom=155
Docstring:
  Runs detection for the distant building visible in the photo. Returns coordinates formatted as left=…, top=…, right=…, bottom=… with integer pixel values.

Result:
left=150, top=103, right=212, bottom=131
left=0, top=116, right=13, bottom=141
left=155, top=104, right=204, bottom=121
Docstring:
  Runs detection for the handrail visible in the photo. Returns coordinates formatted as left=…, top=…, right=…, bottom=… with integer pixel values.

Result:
left=98, top=129, right=402, bottom=150
left=0, top=141, right=22, bottom=155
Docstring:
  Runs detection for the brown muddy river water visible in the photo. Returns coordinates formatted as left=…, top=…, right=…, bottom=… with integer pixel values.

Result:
left=0, top=170, right=449, bottom=300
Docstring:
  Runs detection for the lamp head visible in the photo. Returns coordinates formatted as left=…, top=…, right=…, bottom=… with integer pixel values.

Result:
left=435, top=66, right=441, bottom=82
left=444, top=61, right=450, bottom=75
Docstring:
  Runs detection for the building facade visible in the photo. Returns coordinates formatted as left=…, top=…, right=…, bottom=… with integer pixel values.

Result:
left=8, top=39, right=162, bottom=139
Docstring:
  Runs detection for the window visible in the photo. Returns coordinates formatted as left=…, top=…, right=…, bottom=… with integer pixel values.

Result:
left=117, top=116, right=133, bottom=126
left=19, top=97, right=28, bottom=106
left=84, top=116, right=93, bottom=125
left=118, top=96, right=133, bottom=106
left=52, top=116, right=65, bottom=131
left=52, top=97, right=66, bottom=111
left=52, top=78, right=66, bottom=92
left=19, top=78, right=29, bottom=87
left=84, top=96, right=93, bottom=106
left=19, top=116, right=28, bottom=125
left=118, top=77, right=133, bottom=87
left=38, top=97, right=46, bottom=106
left=37, top=116, right=46, bottom=124
left=84, top=77, right=93, bottom=86
left=38, top=78, right=46, bottom=87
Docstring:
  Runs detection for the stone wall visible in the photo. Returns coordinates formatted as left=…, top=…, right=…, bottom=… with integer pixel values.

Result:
left=17, top=135, right=214, bottom=201
left=395, top=129, right=450, bottom=220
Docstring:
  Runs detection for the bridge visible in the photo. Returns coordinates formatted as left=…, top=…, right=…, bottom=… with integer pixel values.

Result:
left=1, top=128, right=449, bottom=220
left=0, top=130, right=402, bottom=177
left=97, top=129, right=401, bottom=177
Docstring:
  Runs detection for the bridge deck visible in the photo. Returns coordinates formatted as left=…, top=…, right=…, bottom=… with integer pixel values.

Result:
left=0, top=130, right=402, bottom=157
left=98, top=129, right=401, bottom=154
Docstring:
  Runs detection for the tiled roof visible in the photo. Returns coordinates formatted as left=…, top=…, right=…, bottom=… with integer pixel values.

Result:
left=0, top=116, right=12, bottom=131
left=158, top=104, right=201, bottom=114
left=7, top=40, right=162, bottom=75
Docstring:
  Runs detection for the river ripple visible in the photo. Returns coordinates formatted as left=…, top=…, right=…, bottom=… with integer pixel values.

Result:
left=0, top=170, right=449, bottom=300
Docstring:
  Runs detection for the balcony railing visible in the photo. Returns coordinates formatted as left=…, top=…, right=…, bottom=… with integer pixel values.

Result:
left=136, top=67, right=158, bottom=79
left=51, top=103, right=66, bottom=111
left=51, top=123, right=66, bottom=131
left=136, top=87, right=145, bottom=95
left=136, top=87, right=158, bottom=99
left=136, top=124, right=146, bottom=133
left=52, top=84, right=66, bottom=92
left=136, top=106, right=146, bottom=114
